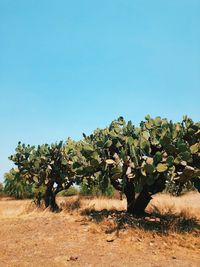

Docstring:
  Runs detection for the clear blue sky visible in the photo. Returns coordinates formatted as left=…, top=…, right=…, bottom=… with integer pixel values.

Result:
left=0, top=0, right=200, bottom=182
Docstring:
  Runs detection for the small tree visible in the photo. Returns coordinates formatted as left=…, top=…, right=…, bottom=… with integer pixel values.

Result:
left=4, top=168, right=33, bottom=199
left=9, top=140, right=79, bottom=211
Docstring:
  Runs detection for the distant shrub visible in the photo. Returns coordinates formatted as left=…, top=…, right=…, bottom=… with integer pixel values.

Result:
left=0, top=182, right=5, bottom=197
left=80, top=178, right=114, bottom=197
left=79, top=179, right=97, bottom=196
left=165, top=180, right=196, bottom=196
left=59, top=186, right=78, bottom=197
left=103, top=183, right=115, bottom=197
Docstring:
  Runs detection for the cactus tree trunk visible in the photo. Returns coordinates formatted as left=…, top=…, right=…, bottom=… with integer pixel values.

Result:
left=133, top=186, right=152, bottom=216
left=124, top=180, right=135, bottom=214
left=44, top=183, right=59, bottom=212
left=132, top=177, right=166, bottom=216
left=124, top=184, right=152, bottom=216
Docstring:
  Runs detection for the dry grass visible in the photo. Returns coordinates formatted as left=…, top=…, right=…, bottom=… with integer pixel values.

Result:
left=57, top=195, right=126, bottom=212
left=1, top=191, right=199, bottom=222
left=149, top=191, right=200, bottom=219
left=55, top=192, right=200, bottom=235
left=58, top=191, right=200, bottom=218
left=0, top=193, right=200, bottom=267
left=78, top=196, right=126, bottom=211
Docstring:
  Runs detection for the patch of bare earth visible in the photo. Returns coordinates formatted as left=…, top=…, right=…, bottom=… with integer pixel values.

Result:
left=0, top=192, right=200, bottom=267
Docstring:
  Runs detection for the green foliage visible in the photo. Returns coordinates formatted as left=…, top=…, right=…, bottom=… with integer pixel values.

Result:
left=78, top=116, right=200, bottom=195
left=32, top=184, right=46, bottom=198
left=4, top=168, right=34, bottom=199
left=8, top=140, right=80, bottom=208
left=192, top=178, right=200, bottom=192
left=0, top=183, right=4, bottom=197
left=59, top=186, right=78, bottom=196
left=103, top=183, right=115, bottom=197
left=165, top=179, right=195, bottom=196
left=8, top=115, right=200, bottom=212
left=0, top=183, right=3, bottom=192
left=9, top=140, right=77, bottom=189
left=79, top=178, right=114, bottom=197
left=79, top=178, right=98, bottom=196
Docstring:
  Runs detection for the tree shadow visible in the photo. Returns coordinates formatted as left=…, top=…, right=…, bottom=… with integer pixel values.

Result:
left=81, top=208, right=200, bottom=234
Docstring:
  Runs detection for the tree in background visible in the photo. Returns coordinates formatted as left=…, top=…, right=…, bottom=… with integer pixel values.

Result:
left=4, top=168, right=33, bottom=199
left=79, top=178, right=114, bottom=197
left=0, top=182, right=4, bottom=196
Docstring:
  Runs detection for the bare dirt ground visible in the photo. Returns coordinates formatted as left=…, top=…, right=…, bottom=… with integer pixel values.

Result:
left=0, top=192, right=200, bottom=267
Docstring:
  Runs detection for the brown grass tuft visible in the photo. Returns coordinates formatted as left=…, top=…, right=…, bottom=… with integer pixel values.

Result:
left=149, top=191, right=200, bottom=219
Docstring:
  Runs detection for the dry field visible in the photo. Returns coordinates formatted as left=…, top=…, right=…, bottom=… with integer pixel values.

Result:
left=0, top=192, right=200, bottom=267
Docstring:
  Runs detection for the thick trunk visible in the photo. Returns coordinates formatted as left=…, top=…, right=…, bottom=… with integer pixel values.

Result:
left=44, top=184, right=59, bottom=212
left=133, top=177, right=166, bottom=216
left=44, top=191, right=59, bottom=212
left=133, top=186, right=152, bottom=216
left=124, top=180, right=135, bottom=214
left=113, top=175, right=166, bottom=216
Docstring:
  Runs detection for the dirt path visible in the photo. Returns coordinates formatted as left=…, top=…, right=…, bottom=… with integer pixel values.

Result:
left=0, top=199, right=200, bottom=267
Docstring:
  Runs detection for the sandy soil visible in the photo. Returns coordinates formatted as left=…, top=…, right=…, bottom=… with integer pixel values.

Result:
left=0, top=193, right=200, bottom=267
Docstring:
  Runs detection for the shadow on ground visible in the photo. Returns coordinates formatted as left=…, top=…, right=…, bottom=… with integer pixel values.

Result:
left=81, top=208, right=200, bottom=234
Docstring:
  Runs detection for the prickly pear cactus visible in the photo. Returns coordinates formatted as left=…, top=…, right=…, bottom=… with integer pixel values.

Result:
left=79, top=116, right=200, bottom=194
left=8, top=115, right=200, bottom=212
